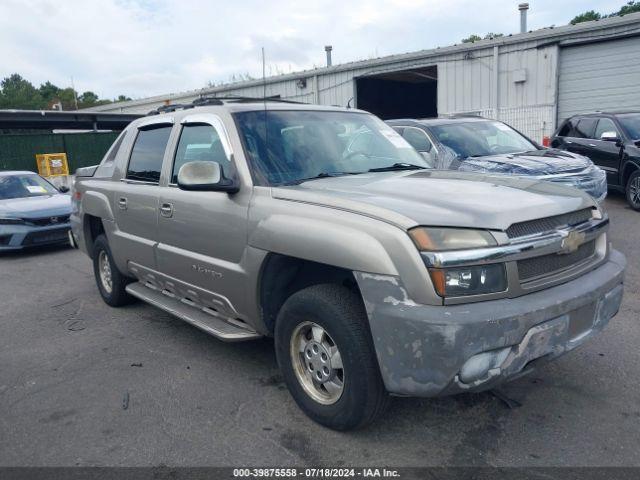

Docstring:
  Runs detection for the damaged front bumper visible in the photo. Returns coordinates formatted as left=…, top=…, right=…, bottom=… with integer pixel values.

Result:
left=355, top=250, right=626, bottom=397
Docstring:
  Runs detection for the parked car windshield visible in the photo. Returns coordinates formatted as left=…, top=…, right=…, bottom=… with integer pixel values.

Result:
left=618, top=113, right=640, bottom=140
left=429, top=121, right=538, bottom=159
left=234, top=110, right=429, bottom=185
left=0, top=174, right=59, bottom=200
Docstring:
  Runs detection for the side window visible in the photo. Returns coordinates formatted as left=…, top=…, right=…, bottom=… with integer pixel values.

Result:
left=594, top=118, right=619, bottom=139
left=573, top=118, right=597, bottom=139
left=126, top=125, right=173, bottom=183
left=557, top=120, right=572, bottom=137
left=172, top=124, right=230, bottom=184
left=401, top=127, right=433, bottom=152
left=101, top=131, right=126, bottom=165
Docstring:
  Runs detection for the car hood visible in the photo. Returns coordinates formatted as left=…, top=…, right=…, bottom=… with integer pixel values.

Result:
left=459, top=149, right=592, bottom=175
left=0, top=194, right=71, bottom=218
left=273, top=170, right=594, bottom=231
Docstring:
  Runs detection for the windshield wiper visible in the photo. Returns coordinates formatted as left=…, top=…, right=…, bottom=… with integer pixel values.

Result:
left=368, top=163, right=427, bottom=172
left=282, top=171, right=359, bottom=186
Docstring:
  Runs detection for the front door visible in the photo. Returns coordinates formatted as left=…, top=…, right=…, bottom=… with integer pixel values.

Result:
left=586, top=117, right=623, bottom=185
left=156, top=114, right=250, bottom=318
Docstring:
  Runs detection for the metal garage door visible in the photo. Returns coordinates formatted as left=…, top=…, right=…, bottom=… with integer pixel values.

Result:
left=558, top=36, right=640, bottom=123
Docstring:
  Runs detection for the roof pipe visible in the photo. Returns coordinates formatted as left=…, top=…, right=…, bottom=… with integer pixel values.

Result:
left=325, top=45, right=333, bottom=67
left=519, top=3, right=529, bottom=34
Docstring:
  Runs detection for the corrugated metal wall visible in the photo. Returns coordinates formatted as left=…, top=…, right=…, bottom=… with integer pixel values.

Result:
left=0, top=132, right=119, bottom=172
left=557, top=36, right=640, bottom=122
left=83, top=15, right=640, bottom=143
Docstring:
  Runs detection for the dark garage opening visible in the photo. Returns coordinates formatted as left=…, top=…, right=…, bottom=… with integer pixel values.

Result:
left=355, top=66, right=438, bottom=120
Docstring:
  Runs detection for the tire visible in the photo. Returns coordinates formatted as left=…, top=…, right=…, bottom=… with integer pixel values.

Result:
left=625, top=169, right=640, bottom=211
left=275, top=284, right=390, bottom=430
left=92, top=234, right=135, bottom=307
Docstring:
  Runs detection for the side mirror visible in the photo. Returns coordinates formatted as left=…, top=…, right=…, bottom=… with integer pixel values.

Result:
left=177, top=161, right=239, bottom=193
left=600, top=131, right=619, bottom=142
left=58, top=185, right=70, bottom=193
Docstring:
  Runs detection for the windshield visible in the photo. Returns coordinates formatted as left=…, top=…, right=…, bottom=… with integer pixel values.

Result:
left=429, top=121, right=538, bottom=159
left=234, top=110, right=429, bottom=185
left=618, top=113, right=640, bottom=140
left=0, top=174, right=59, bottom=200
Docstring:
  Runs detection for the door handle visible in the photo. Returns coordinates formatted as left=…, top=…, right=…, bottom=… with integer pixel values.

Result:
left=588, top=144, right=597, bottom=147
left=118, top=197, right=127, bottom=210
left=565, top=140, right=573, bottom=144
left=160, top=203, right=174, bottom=218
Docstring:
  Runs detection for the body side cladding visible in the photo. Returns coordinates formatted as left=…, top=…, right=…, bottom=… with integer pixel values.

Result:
left=82, top=190, right=114, bottom=222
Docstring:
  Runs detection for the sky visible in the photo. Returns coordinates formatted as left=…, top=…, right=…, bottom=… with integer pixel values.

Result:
left=0, top=0, right=626, bottom=100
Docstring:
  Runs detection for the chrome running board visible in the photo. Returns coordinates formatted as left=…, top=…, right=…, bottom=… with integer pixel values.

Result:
left=126, top=282, right=261, bottom=342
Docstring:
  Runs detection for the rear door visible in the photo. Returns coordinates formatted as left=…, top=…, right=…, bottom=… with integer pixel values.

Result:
left=156, top=113, right=250, bottom=318
left=562, top=117, right=597, bottom=158
left=111, top=119, right=173, bottom=270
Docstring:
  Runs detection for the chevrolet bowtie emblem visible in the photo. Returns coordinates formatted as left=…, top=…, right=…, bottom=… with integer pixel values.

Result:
left=560, top=230, right=586, bottom=254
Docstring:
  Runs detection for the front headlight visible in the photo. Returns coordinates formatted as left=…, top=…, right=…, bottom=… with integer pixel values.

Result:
left=429, top=264, right=507, bottom=297
left=408, top=227, right=505, bottom=297
left=0, top=217, right=24, bottom=225
left=409, top=227, right=497, bottom=251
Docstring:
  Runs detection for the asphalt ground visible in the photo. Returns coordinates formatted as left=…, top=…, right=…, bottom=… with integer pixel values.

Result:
left=0, top=192, right=638, bottom=467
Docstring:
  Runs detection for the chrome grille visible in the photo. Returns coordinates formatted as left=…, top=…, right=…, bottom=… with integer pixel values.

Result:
left=517, top=240, right=596, bottom=281
left=506, top=209, right=592, bottom=239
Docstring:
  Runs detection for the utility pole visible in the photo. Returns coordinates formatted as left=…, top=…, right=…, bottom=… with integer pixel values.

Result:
left=70, top=76, right=79, bottom=110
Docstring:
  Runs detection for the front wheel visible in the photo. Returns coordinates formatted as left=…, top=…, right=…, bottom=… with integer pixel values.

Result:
left=275, top=284, right=389, bottom=430
left=626, top=170, right=640, bottom=211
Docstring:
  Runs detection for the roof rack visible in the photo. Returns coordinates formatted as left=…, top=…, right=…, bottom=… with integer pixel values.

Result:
left=146, top=95, right=302, bottom=116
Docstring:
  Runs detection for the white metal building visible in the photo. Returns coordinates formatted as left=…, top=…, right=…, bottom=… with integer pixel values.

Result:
left=87, top=12, right=640, bottom=143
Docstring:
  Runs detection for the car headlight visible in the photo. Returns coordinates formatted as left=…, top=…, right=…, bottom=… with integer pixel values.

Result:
left=429, top=264, right=507, bottom=297
left=408, top=227, right=497, bottom=251
left=408, top=227, right=505, bottom=297
left=0, top=217, right=24, bottom=225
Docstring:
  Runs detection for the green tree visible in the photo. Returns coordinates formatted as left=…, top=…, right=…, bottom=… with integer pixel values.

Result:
left=617, top=1, right=640, bottom=15
left=39, top=81, right=61, bottom=105
left=570, top=10, right=601, bottom=24
left=115, top=95, right=132, bottom=102
left=570, top=2, right=640, bottom=25
left=461, top=32, right=504, bottom=43
left=0, top=74, right=45, bottom=109
left=461, top=34, right=482, bottom=43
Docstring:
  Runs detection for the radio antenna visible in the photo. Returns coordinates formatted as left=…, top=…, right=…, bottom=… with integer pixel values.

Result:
left=261, top=47, right=266, bottom=99
left=262, top=47, right=268, bottom=167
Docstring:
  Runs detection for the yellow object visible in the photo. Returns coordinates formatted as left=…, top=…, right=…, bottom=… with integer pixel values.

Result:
left=36, top=153, right=69, bottom=177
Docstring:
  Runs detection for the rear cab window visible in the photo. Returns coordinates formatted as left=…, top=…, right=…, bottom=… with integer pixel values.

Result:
left=126, top=125, right=173, bottom=183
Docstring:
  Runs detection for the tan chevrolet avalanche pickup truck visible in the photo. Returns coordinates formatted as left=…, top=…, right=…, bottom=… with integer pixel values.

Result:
left=71, top=97, right=626, bottom=430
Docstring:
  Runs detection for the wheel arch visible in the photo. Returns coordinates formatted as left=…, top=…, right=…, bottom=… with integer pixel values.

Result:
left=622, top=159, right=640, bottom=187
left=257, top=253, right=363, bottom=335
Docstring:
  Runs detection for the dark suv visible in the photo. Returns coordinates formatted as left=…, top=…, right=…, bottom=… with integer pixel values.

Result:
left=551, top=112, right=640, bottom=210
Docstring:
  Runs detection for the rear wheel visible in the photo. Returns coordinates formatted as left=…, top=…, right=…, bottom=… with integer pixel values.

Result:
left=92, top=234, right=135, bottom=307
left=626, top=170, right=640, bottom=211
left=275, top=284, right=389, bottom=430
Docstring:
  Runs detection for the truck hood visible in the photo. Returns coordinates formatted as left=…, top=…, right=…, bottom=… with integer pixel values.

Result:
left=460, top=149, right=592, bottom=175
left=0, top=194, right=71, bottom=218
left=273, top=170, right=594, bottom=231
